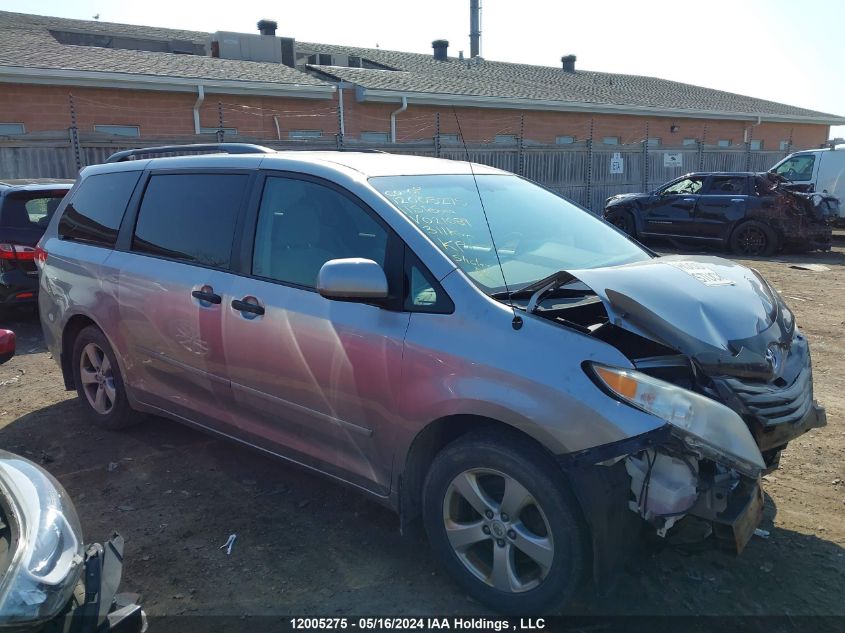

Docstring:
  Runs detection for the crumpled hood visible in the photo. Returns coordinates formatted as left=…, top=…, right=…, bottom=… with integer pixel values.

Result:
left=566, top=255, right=793, bottom=377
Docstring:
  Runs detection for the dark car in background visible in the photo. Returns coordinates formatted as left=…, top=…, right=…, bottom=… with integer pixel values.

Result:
left=0, top=179, right=73, bottom=314
left=604, top=171, right=836, bottom=256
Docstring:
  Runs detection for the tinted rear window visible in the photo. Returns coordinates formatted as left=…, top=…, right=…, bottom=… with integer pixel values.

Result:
left=132, top=174, right=248, bottom=268
left=58, top=172, right=140, bottom=246
left=1, top=190, right=68, bottom=229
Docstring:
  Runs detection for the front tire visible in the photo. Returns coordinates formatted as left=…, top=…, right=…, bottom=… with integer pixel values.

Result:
left=606, top=209, right=636, bottom=238
left=71, top=325, right=144, bottom=430
left=422, top=430, right=587, bottom=614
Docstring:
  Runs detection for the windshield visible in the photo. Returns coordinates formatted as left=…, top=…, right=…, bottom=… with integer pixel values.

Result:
left=371, top=174, right=650, bottom=293
left=773, top=155, right=815, bottom=182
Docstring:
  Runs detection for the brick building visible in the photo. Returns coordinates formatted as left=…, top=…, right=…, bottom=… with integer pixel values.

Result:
left=1, top=10, right=843, bottom=151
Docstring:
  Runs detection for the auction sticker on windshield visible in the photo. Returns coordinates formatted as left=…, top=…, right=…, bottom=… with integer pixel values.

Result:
left=666, top=260, right=736, bottom=287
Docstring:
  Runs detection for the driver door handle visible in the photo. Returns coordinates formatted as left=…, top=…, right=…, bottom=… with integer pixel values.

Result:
left=682, top=198, right=696, bottom=202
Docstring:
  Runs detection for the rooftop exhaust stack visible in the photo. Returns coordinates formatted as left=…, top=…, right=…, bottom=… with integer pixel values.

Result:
left=433, top=39, right=449, bottom=61
left=470, top=0, right=481, bottom=58
left=257, top=19, right=277, bottom=36
left=562, top=54, right=577, bottom=72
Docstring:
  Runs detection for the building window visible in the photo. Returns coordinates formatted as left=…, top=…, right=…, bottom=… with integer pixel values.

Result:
left=94, top=124, right=140, bottom=137
left=682, top=138, right=697, bottom=146
left=439, top=133, right=459, bottom=144
left=289, top=130, right=323, bottom=139
left=361, top=131, right=389, bottom=143
left=602, top=136, right=620, bottom=145
left=0, top=123, right=25, bottom=135
left=779, top=140, right=790, bottom=151
left=750, top=139, right=763, bottom=150
left=647, top=137, right=661, bottom=147
left=556, top=135, right=575, bottom=145
left=494, top=134, right=518, bottom=144
left=200, top=127, right=238, bottom=136
left=717, top=139, right=732, bottom=147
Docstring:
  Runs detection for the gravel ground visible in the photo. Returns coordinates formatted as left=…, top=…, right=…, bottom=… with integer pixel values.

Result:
left=0, top=246, right=843, bottom=619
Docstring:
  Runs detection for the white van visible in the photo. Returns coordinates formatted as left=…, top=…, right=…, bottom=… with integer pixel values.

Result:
left=771, top=145, right=845, bottom=222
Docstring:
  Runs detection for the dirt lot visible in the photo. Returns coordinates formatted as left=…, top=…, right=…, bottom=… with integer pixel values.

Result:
left=1, top=247, right=843, bottom=619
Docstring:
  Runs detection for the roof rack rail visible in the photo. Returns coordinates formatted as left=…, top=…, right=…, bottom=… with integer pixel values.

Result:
left=105, top=143, right=276, bottom=163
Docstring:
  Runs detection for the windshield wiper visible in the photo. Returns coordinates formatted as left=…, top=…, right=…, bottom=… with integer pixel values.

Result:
left=490, top=270, right=577, bottom=305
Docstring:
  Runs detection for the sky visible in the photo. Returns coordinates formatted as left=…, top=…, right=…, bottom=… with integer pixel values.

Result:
left=4, top=0, right=844, bottom=139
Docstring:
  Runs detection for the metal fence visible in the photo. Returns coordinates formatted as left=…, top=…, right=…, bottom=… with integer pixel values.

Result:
left=0, top=132, right=791, bottom=212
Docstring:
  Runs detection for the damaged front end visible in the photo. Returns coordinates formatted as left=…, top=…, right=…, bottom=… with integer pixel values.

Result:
left=526, top=255, right=826, bottom=471
left=522, top=255, right=826, bottom=570
left=755, top=172, right=836, bottom=251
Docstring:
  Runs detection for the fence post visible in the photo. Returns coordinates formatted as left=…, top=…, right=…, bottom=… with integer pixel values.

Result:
left=216, top=102, right=224, bottom=142
left=642, top=122, right=649, bottom=191
left=745, top=127, right=753, bottom=171
left=518, top=113, right=525, bottom=176
left=67, top=93, right=82, bottom=172
left=435, top=112, right=441, bottom=158
left=586, top=118, right=594, bottom=211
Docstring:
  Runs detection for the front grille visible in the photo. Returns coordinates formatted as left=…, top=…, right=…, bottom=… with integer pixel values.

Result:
left=723, top=367, right=812, bottom=426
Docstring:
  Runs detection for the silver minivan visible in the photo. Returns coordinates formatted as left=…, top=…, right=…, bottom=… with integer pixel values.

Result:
left=37, top=145, right=825, bottom=614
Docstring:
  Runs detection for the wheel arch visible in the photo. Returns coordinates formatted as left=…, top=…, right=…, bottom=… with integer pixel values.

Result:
left=398, top=414, right=577, bottom=531
left=60, top=314, right=99, bottom=390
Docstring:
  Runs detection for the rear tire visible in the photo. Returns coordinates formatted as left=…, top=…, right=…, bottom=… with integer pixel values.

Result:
left=422, top=430, right=587, bottom=614
left=71, top=326, right=144, bottom=430
left=729, top=220, right=778, bottom=257
left=606, top=209, right=636, bottom=238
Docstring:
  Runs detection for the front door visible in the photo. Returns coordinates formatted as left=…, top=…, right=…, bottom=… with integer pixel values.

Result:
left=642, top=175, right=705, bottom=237
left=222, top=174, right=408, bottom=493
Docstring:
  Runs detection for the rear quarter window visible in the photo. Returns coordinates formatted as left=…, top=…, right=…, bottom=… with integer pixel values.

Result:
left=58, top=172, right=141, bottom=247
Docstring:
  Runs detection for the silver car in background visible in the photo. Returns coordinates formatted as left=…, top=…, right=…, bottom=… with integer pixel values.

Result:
left=36, top=145, right=825, bottom=614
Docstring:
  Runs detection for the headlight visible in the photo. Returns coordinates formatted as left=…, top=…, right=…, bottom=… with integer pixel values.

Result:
left=589, top=363, right=765, bottom=477
left=0, top=451, right=84, bottom=627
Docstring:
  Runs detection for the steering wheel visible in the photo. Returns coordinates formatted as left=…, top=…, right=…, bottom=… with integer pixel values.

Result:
left=785, top=168, right=798, bottom=180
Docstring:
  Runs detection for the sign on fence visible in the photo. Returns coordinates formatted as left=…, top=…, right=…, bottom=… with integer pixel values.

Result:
left=610, top=152, right=624, bottom=174
left=663, top=152, right=683, bottom=168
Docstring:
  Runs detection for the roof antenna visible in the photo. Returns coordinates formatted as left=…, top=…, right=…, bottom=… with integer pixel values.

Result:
left=451, top=107, right=523, bottom=331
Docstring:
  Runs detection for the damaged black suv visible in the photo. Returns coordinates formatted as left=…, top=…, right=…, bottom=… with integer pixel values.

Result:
left=604, top=171, right=836, bottom=256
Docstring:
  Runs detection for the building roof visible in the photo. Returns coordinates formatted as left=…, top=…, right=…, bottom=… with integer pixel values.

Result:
left=0, top=11, right=333, bottom=97
left=1, top=10, right=843, bottom=124
left=304, top=42, right=845, bottom=124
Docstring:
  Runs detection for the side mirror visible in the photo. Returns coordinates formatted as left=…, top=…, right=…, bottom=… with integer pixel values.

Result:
left=317, top=258, right=389, bottom=301
left=0, top=329, right=16, bottom=365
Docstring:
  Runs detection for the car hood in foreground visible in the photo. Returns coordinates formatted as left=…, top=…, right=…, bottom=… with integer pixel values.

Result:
left=565, top=255, right=792, bottom=378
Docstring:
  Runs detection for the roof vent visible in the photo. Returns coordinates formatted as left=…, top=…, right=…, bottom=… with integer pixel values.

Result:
left=432, top=39, right=449, bottom=61
left=257, top=19, right=278, bottom=36
left=561, top=54, right=577, bottom=72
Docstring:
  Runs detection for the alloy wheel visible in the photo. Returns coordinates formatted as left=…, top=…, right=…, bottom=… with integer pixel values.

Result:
left=79, top=342, right=116, bottom=414
left=736, top=225, right=768, bottom=255
left=442, top=468, right=554, bottom=593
